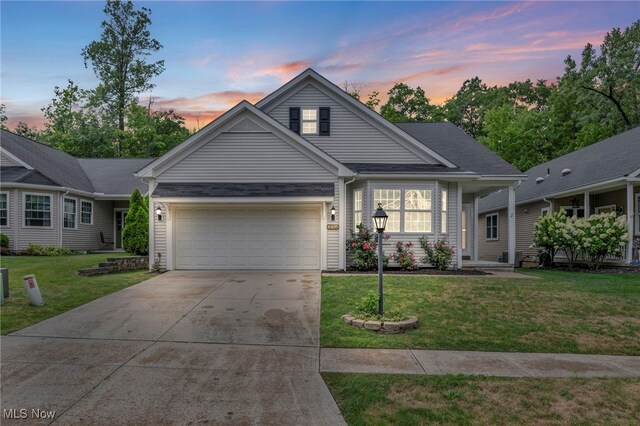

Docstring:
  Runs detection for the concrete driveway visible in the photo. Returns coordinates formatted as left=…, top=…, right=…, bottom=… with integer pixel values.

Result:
left=1, top=271, right=345, bottom=425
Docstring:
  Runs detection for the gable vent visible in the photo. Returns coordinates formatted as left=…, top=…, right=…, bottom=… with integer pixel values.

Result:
left=536, top=177, right=544, bottom=184
left=561, top=168, right=571, bottom=176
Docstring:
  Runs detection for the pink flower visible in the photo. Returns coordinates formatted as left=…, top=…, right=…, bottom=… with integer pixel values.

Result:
left=351, top=242, right=356, bottom=248
left=363, top=243, right=370, bottom=250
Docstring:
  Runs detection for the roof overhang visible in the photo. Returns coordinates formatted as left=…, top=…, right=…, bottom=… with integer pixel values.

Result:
left=0, top=148, right=33, bottom=169
left=151, top=182, right=335, bottom=199
left=0, top=182, right=143, bottom=199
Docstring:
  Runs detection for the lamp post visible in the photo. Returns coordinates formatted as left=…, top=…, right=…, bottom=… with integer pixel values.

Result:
left=372, top=203, right=388, bottom=316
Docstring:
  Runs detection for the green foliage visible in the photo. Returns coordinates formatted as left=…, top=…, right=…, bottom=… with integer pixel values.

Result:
left=531, top=210, right=566, bottom=264
left=419, top=237, right=454, bottom=270
left=347, top=224, right=389, bottom=271
left=380, top=83, right=444, bottom=122
left=82, top=0, right=165, bottom=137
left=0, top=233, right=9, bottom=248
left=0, top=104, right=7, bottom=129
left=354, top=290, right=379, bottom=318
left=122, top=189, right=149, bottom=255
left=26, top=244, right=72, bottom=256
left=392, top=241, right=418, bottom=270
left=582, top=213, right=629, bottom=269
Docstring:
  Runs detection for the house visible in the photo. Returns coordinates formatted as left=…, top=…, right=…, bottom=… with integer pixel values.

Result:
left=477, top=126, right=640, bottom=266
left=0, top=130, right=151, bottom=251
left=136, top=69, right=525, bottom=271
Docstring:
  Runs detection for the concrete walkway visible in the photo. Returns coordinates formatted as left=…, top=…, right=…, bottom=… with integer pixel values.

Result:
left=320, top=348, right=640, bottom=377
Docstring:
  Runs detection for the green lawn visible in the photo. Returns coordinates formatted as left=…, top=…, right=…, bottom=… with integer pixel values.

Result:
left=323, top=373, right=640, bottom=425
left=321, top=271, right=640, bottom=355
left=0, top=254, right=156, bottom=334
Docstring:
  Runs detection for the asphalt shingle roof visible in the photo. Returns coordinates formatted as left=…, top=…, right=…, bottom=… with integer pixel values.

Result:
left=78, top=158, right=153, bottom=195
left=343, top=163, right=462, bottom=174
left=395, top=122, right=522, bottom=176
left=152, top=182, right=335, bottom=198
left=0, top=166, right=59, bottom=186
left=479, top=126, right=640, bottom=212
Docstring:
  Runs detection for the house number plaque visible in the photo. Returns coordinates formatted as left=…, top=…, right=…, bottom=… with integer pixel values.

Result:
left=327, top=224, right=339, bottom=230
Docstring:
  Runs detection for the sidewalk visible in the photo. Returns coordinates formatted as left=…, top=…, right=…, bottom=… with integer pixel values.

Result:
left=320, top=348, right=640, bottom=377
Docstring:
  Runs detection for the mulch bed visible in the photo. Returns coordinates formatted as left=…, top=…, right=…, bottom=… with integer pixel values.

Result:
left=325, top=268, right=490, bottom=276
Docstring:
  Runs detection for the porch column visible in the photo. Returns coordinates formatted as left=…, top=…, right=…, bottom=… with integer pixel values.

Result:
left=473, top=194, right=479, bottom=261
left=148, top=178, right=156, bottom=271
left=627, top=182, right=634, bottom=264
left=338, top=178, right=346, bottom=270
left=584, top=191, right=590, bottom=218
left=508, top=184, right=516, bottom=265
left=456, top=184, right=463, bottom=268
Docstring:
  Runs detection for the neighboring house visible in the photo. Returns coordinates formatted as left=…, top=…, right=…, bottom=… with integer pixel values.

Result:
left=136, top=69, right=525, bottom=271
left=0, top=130, right=151, bottom=251
left=478, top=126, right=640, bottom=266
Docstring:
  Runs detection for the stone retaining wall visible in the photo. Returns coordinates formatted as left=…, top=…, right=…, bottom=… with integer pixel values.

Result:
left=342, top=315, right=418, bottom=334
left=78, top=256, right=149, bottom=277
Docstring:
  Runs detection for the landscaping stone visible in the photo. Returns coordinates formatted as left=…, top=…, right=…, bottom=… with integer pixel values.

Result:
left=341, top=314, right=354, bottom=325
left=364, top=320, right=381, bottom=331
left=78, top=256, right=148, bottom=277
left=351, top=319, right=365, bottom=327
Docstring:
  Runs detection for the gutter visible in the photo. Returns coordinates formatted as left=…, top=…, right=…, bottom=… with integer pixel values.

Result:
left=59, top=190, right=70, bottom=248
left=2, top=183, right=144, bottom=199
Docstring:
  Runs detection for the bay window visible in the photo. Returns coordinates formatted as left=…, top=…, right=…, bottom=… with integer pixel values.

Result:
left=353, top=190, right=362, bottom=231
left=441, top=190, right=447, bottom=233
left=374, top=188, right=432, bottom=233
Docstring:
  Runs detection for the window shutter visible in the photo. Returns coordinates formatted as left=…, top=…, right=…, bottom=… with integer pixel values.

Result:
left=319, top=107, right=330, bottom=136
left=289, top=107, right=300, bottom=134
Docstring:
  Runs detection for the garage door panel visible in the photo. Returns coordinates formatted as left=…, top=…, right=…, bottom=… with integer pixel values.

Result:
left=174, top=206, right=321, bottom=270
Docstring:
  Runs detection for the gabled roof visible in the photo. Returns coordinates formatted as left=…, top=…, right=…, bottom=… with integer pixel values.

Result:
left=78, top=158, right=153, bottom=195
left=395, top=122, right=523, bottom=177
left=255, top=68, right=457, bottom=168
left=1, top=166, right=59, bottom=186
left=479, top=126, right=640, bottom=212
left=136, top=100, right=352, bottom=178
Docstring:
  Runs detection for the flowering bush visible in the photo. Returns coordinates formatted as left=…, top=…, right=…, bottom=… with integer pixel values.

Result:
left=532, top=210, right=628, bottom=269
left=392, top=241, right=418, bottom=270
left=419, top=236, right=455, bottom=270
left=346, top=224, right=389, bottom=271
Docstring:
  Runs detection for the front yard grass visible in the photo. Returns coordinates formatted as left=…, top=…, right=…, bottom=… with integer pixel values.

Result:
left=323, top=373, right=640, bottom=425
left=0, top=254, right=156, bottom=334
left=321, top=270, right=640, bottom=355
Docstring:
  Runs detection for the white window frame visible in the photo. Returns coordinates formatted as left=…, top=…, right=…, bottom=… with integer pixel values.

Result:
left=63, top=197, right=78, bottom=230
left=636, top=194, right=640, bottom=235
left=373, top=188, right=433, bottom=234
left=23, top=192, right=53, bottom=228
left=0, top=192, right=8, bottom=227
left=485, top=212, right=499, bottom=241
left=353, top=189, right=363, bottom=231
left=80, top=200, right=93, bottom=225
left=541, top=207, right=550, bottom=217
left=560, top=206, right=585, bottom=218
left=441, top=189, right=447, bottom=234
left=594, top=204, right=616, bottom=214
left=301, top=108, right=318, bottom=135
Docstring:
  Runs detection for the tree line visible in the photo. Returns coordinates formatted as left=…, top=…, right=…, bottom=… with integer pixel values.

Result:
left=1, top=0, right=637, bottom=172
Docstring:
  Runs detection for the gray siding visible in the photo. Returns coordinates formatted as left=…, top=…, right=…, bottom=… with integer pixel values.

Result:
left=516, top=200, right=550, bottom=258
left=446, top=182, right=459, bottom=259
left=153, top=200, right=167, bottom=270
left=462, top=193, right=475, bottom=258
left=62, top=199, right=113, bottom=251
left=157, top=132, right=335, bottom=183
left=265, top=83, right=424, bottom=164
left=0, top=152, right=21, bottom=167
left=326, top=182, right=340, bottom=270
left=1, top=189, right=16, bottom=250
left=15, top=189, right=60, bottom=250
left=478, top=209, right=508, bottom=261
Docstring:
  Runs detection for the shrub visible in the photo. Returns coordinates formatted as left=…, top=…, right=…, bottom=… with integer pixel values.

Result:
left=392, top=241, right=418, bottom=270
left=531, top=210, right=566, bottom=265
left=0, top=233, right=9, bottom=248
left=122, top=189, right=149, bottom=255
left=352, top=290, right=408, bottom=322
left=346, top=224, right=389, bottom=271
left=26, top=244, right=72, bottom=256
left=582, top=212, right=628, bottom=269
left=419, top=236, right=454, bottom=270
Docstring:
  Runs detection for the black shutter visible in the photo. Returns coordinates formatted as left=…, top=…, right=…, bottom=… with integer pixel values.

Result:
left=289, top=107, right=300, bottom=134
left=319, top=107, right=330, bottom=136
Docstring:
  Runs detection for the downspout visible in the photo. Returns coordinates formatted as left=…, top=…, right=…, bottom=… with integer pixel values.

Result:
left=59, top=190, right=69, bottom=248
left=344, top=173, right=358, bottom=187
left=543, top=197, right=553, bottom=211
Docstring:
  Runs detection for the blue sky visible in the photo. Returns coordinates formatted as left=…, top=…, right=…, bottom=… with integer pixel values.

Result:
left=1, top=1, right=638, bottom=129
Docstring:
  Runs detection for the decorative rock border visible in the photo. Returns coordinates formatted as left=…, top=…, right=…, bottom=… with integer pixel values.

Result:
left=342, top=314, right=418, bottom=334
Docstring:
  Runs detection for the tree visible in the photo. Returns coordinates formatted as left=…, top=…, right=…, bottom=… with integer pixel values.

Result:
left=364, top=91, right=381, bottom=110
left=122, top=189, right=148, bottom=255
left=13, top=122, right=40, bottom=140
left=82, top=0, right=165, bottom=144
left=0, top=104, right=7, bottom=129
left=567, top=20, right=640, bottom=129
left=342, top=81, right=364, bottom=100
left=380, top=83, right=444, bottom=122
left=121, top=99, right=190, bottom=157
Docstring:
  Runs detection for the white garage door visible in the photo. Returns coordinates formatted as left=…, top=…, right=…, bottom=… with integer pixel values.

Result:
left=174, top=205, right=321, bottom=269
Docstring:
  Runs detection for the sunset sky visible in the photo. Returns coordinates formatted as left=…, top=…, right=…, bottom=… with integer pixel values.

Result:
left=1, top=1, right=638, bottom=130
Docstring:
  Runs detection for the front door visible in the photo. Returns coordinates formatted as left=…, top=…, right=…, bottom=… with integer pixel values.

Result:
left=115, top=210, right=128, bottom=249
left=461, top=203, right=471, bottom=257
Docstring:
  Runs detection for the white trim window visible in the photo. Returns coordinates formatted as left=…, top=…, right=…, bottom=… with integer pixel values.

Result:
left=81, top=200, right=93, bottom=225
left=24, top=193, right=52, bottom=227
left=441, top=189, right=447, bottom=233
left=595, top=204, right=616, bottom=214
left=541, top=207, right=550, bottom=217
left=485, top=213, right=499, bottom=241
left=301, top=108, right=318, bottom=135
left=63, top=197, right=77, bottom=229
left=373, top=189, right=432, bottom=233
left=353, top=190, right=362, bottom=231
left=560, top=206, right=585, bottom=218
left=0, top=192, right=8, bottom=227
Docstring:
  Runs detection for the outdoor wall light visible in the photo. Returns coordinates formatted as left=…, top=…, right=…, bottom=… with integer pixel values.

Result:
left=330, top=206, right=336, bottom=221
left=155, top=206, right=163, bottom=221
left=617, top=206, right=624, bottom=215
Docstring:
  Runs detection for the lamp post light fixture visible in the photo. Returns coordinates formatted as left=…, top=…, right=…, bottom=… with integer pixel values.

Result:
left=330, top=206, right=336, bottom=221
left=372, top=203, right=388, bottom=316
left=155, top=206, right=162, bottom=221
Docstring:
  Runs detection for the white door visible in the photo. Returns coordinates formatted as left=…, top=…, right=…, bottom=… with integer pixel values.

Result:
left=174, top=205, right=321, bottom=270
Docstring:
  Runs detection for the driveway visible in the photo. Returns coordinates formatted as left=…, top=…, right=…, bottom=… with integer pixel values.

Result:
left=1, top=271, right=345, bottom=425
